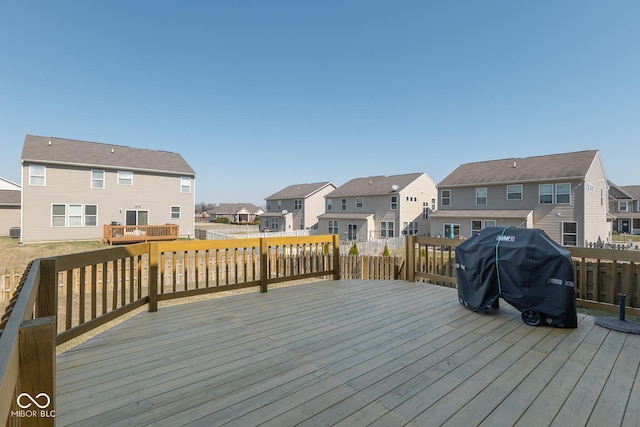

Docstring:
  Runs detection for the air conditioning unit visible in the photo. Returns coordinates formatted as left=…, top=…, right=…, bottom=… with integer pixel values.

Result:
left=9, top=227, right=20, bottom=239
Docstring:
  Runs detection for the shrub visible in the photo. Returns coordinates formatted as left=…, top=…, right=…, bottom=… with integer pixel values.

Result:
left=348, top=242, right=359, bottom=256
left=383, top=245, right=391, bottom=257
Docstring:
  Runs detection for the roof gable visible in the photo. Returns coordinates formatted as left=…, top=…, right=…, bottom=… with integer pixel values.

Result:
left=266, top=182, right=335, bottom=200
left=622, top=185, right=640, bottom=200
left=21, top=134, right=195, bottom=176
left=210, top=203, right=263, bottom=215
left=439, top=150, right=600, bottom=187
left=327, top=173, right=427, bottom=197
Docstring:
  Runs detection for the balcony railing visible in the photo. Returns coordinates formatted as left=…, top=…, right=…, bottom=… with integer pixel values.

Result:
left=2, top=234, right=640, bottom=425
left=103, top=224, right=179, bottom=245
left=0, top=234, right=339, bottom=425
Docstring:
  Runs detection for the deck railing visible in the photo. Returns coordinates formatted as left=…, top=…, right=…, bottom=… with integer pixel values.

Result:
left=103, top=224, right=180, bottom=245
left=406, top=235, right=640, bottom=316
left=0, top=234, right=339, bottom=426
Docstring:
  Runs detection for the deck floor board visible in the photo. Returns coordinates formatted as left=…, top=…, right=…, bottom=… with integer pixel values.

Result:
left=56, top=279, right=640, bottom=426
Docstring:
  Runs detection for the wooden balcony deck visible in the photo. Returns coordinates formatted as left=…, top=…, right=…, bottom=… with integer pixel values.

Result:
left=56, top=279, right=640, bottom=427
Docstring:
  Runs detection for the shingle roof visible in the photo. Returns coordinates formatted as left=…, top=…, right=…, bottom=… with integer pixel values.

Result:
left=209, top=203, right=263, bottom=215
left=326, top=173, right=426, bottom=198
left=621, top=185, right=640, bottom=200
left=266, top=182, right=335, bottom=200
left=21, top=134, right=195, bottom=176
left=0, top=190, right=21, bottom=206
left=439, top=150, right=599, bottom=187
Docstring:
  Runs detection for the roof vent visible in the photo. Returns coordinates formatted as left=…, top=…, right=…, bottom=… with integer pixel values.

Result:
left=512, top=161, right=517, bottom=168
left=48, top=140, right=52, bottom=146
left=111, top=148, right=114, bottom=153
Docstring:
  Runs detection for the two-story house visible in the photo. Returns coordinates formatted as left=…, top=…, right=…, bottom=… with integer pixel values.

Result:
left=317, top=172, right=438, bottom=241
left=609, top=182, right=640, bottom=235
left=260, top=182, right=336, bottom=232
left=208, top=203, right=265, bottom=223
left=20, top=134, right=196, bottom=243
left=0, top=177, right=21, bottom=236
left=430, top=150, right=610, bottom=247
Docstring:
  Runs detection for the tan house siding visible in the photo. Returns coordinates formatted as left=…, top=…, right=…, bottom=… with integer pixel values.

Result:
left=0, top=206, right=20, bottom=236
left=21, top=165, right=195, bottom=242
left=20, top=135, right=195, bottom=243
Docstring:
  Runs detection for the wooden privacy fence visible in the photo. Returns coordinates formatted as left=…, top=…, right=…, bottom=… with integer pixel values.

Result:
left=406, top=236, right=640, bottom=316
left=0, top=270, right=23, bottom=305
left=340, top=255, right=405, bottom=280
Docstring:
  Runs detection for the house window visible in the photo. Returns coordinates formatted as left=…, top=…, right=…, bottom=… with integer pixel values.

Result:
left=403, top=221, right=418, bottom=235
left=180, top=177, right=191, bottom=193
left=422, top=202, right=429, bottom=219
left=390, top=196, right=398, bottom=210
left=432, top=198, right=436, bottom=211
left=341, top=199, right=347, bottom=210
left=85, top=205, right=98, bottom=226
left=267, top=201, right=272, bottom=210
left=51, top=204, right=66, bottom=227
left=91, top=170, right=105, bottom=189
left=539, top=184, right=553, bottom=204
left=294, top=199, right=303, bottom=210
left=118, top=171, right=133, bottom=186
left=327, top=199, right=332, bottom=211
left=484, top=220, right=497, bottom=228
left=171, top=206, right=181, bottom=219
left=562, top=221, right=578, bottom=246
left=444, top=223, right=459, bottom=239
left=471, top=220, right=482, bottom=236
left=441, top=189, right=451, bottom=206
left=68, top=204, right=83, bottom=227
left=556, top=183, right=571, bottom=204
left=356, top=197, right=363, bottom=208
left=381, top=221, right=395, bottom=237
left=277, top=200, right=282, bottom=210
left=476, top=188, right=487, bottom=206
left=299, top=217, right=304, bottom=229
left=348, top=224, right=357, bottom=240
left=637, top=201, right=640, bottom=212
left=619, top=201, right=629, bottom=212
left=328, top=220, right=338, bottom=234
left=507, top=185, right=522, bottom=200
left=29, top=165, right=46, bottom=186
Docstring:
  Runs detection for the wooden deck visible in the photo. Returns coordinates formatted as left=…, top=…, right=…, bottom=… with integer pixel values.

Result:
left=56, top=279, right=640, bottom=426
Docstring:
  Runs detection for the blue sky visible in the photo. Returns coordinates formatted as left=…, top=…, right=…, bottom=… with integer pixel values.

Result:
left=1, top=1, right=638, bottom=205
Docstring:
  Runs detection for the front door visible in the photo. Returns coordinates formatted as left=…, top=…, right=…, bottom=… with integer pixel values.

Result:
left=621, top=220, right=630, bottom=234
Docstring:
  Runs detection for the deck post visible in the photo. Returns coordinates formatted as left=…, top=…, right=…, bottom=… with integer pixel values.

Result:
left=332, top=234, right=340, bottom=280
left=406, top=235, right=416, bottom=282
left=36, top=258, right=57, bottom=319
left=148, top=243, right=158, bottom=312
left=18, top=316, right=56, bottom=426
left=260, top=238, right=268, bottom=293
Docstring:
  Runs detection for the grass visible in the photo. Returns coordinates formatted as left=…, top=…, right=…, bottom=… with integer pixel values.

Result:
left=0, top=236, right=108, bottom=272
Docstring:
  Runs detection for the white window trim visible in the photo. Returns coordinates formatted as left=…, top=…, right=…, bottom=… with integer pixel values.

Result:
left=619, top=201, right=629, bottom=212
left=390, top=196, right=398, bottom=210
left=562, top=221, right=578, bottom=246
left=476, top=188, right=487, bottom=206
left=180, top=177, right=191, bottom=193
left=555, top=183, right=571, bottom=204
left=118, top=170, right=133, bottom=186
left=356, top=197, right=363, bottom=208
left=52, top=204, right=66, bottom=227
left=29, top=165, right=46, bottom=186
left=91, top=170, right=105, bottom=189
left=441, top=189, right=451, bottom=206
left=171, top=206, right=181, bottom=219
left=539, top=184, right=553, bottom=205
left=507, top=184, right=523, bottom=200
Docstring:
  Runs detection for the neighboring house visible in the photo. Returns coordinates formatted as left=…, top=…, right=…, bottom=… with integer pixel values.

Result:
left=430, top=150, right=610, bottom=247
left=608, top=182, right=640, bottom=235
left=20, top=134, right=196, bottom=243
left=317, top=173, right=438, bottom=241
left=0, top=177, right=21, bottom=236
left=261, top=182, right=337, bottom=232
left=208, top=203, right=265, bottom=223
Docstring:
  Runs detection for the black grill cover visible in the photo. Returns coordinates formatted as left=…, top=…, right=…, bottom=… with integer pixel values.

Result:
left=455, top=227, right=577, bottom=328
